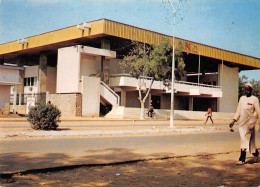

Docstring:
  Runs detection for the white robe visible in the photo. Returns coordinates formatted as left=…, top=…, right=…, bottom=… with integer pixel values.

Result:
left=233, top=95, right=260, bottom=153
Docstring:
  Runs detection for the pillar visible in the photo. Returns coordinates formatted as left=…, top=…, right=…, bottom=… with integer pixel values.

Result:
left=148, top=93, right=152, bottom=105
left=101, top=39, right=111, bottom=84
left=13, top=85, right=17, bottom=114
left=38, top=54, right=47, bottom=93
left=19, top=93, right=22, bottom=105
left=16, top=56, right=24, bottom=94
left=38, top=53, right=47, bottom=102
left=101, top=56, right=105, bottom=82
left=189, top=97, right=193, bottom=111
left=121, top=90, right=126, bottom=106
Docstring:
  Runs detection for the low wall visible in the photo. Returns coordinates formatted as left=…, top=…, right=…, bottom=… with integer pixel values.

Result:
left=47, top=93, right=82, bottom=117
left=122, top=107, right=235, bottom=120
left=9, top=105, right=26, bottom=115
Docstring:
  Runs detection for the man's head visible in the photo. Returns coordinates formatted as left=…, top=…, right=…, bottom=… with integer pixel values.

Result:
left=244, top=83, right=253, bottom=97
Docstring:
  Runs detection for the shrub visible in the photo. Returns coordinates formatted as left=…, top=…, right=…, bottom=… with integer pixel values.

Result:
left=27, top=101, right=61, bottom=130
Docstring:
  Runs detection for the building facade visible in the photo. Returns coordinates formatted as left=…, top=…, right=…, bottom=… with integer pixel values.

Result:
left=0, top=19, right=259, bottom=118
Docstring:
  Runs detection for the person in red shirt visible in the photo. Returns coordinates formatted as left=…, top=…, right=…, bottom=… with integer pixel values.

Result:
left=148, top=104, right=154, bottom=118
left=204, top=107, right=214, bottom=124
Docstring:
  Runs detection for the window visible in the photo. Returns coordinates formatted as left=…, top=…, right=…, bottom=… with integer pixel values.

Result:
left=24, top=77, right=37, bottom=86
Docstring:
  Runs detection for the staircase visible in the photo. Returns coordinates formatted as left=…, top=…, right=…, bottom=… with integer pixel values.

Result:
left=105, top=107, right=162, bottom=119
left=100, top=81, right=120, bottom=106
left=104, top=106, right=125, bottom=119
left=106, top=107, right=235, bottom=120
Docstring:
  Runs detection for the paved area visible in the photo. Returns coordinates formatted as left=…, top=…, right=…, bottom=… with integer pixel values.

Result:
left=0, top=116, right=259, bottom=178
left=0, top=116, right=229, bottom=138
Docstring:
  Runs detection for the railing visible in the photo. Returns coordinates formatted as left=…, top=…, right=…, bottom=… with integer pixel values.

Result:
left=10, top=93, right=46, bottom=105
left=100, top=81, right=120, bottom=105
left=175, top=80, right=220, bottom=88
left=109, top=74, right=221, bottom=88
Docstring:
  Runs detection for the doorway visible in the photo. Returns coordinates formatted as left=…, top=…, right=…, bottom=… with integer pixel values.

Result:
left=151, top=95, right=161, bottom=109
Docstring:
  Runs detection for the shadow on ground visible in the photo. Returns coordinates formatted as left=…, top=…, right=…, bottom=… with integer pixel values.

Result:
left=1, top=149, right=259, bottom=186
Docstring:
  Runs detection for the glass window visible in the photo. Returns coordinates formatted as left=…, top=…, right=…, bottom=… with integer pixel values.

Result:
left=31, top=77, right=34, bottom=86
left=34, top=77, right=37, bottom=86
left=23, top=77, right=37, bottom=86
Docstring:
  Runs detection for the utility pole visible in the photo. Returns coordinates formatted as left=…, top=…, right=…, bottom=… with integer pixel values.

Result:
left=170, top=12, right=176, bottom=128
left=161, top=0, right=190, bottom=128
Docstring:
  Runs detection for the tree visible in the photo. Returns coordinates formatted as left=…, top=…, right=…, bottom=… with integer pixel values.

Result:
left=239, top=75, right=248, bottom=99
left=120, top=37, right=185, bottom=119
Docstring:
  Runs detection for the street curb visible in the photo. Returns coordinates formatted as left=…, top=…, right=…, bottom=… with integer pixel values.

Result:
left=0, top=127, right=217, bottom=138
left=0, top=118, right=169, bottom=122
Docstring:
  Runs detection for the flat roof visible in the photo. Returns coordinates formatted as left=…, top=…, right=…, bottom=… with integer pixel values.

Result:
left=0, top=18, right=259, bottom=69
left=0, top=65, right=24, bottom=70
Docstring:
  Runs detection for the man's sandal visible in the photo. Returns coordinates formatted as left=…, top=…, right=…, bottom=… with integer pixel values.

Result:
left=236, top=161, right=245, bottom=165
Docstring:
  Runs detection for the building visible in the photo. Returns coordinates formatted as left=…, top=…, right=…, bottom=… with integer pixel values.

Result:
left=0, top=65, right=23, bottom=114
left=0, top=19, right=259, bottom=118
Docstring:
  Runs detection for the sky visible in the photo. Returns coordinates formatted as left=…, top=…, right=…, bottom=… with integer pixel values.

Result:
left=0, top=0, right=259, bottom=80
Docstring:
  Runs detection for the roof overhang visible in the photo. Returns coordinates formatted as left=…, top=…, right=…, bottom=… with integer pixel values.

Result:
left=79, top=45, right=116, bottom=59
left=0, top=65, right=24, bottom=70
left=0, top=18, right=259, bottom=69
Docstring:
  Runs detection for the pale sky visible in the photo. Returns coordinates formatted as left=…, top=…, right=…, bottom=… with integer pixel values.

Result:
left=0, top=0, right=259, bottom=80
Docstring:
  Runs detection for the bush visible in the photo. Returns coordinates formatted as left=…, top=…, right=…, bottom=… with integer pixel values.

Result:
left=27, top=101, right=61, bottom=130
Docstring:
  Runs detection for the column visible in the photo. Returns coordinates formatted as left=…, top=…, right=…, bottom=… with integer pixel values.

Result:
left=101, top=56, right=105, bottom=81
left=148, top=93, right=152, bottom=105
left=101, top=39, right=111, bottom=83
left=13, top=85, right=17, bottom=114
left=38, top=53, right=47, bottom=101
left=120, top=90, right=127, bottom=106
left=103, top=59, right=110, bottom=84
left=16, top=56, right=24, bottom=95
left=19, top=93, right=22, bottom=105
left=38, top=54, right=47, bottom=93
left=189, top=97, right=193, bottom=111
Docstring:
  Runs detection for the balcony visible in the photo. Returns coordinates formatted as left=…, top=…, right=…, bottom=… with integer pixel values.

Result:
left=109, top=74, right=222, bottom=98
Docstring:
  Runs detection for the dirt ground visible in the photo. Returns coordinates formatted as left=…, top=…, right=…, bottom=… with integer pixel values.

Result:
left=1, top=151, right=259, bottom=187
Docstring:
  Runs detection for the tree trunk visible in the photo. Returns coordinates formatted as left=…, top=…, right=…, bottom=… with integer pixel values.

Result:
left=140, top=100, right=145, bottom=120
left=138, top=77, right=154, bottom=120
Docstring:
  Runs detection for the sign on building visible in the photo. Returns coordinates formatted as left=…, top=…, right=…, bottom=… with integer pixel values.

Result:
left=26, top=97, right=35, bottom=114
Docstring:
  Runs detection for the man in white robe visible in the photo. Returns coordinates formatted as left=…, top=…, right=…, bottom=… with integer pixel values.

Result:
left=229, top=83, right=259, bottom=165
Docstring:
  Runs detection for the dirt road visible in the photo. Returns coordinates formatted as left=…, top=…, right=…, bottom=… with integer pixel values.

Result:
left=1, top=151, right=259, bottom=187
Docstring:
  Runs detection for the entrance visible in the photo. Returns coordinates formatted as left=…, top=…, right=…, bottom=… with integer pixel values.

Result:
left=151, top=95, right=161, bottom=109
left=193, top=98, right=217, bottom=112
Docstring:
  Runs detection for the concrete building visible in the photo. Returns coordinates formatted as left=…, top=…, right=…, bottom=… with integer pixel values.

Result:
left=0, top=19, right=259, bottom=118
left=0, top=65, right=23, bottom=114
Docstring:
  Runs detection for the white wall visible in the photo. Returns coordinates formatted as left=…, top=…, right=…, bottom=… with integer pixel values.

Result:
left=57, top=46, right=81, bottom=93
left=218, top=64, right=239, bottom=112
left=80, top=54, right=101, bottom=77
left=82, top=76, right=100, bottom=117
left=0, top=85, right=10, bottom=108
left=47, top=67, right=57, bottom=94
left=0, top=67, right=20, bottom=84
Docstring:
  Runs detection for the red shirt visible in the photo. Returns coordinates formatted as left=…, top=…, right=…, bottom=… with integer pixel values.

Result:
left=207, top=108, right=212, bottom=116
